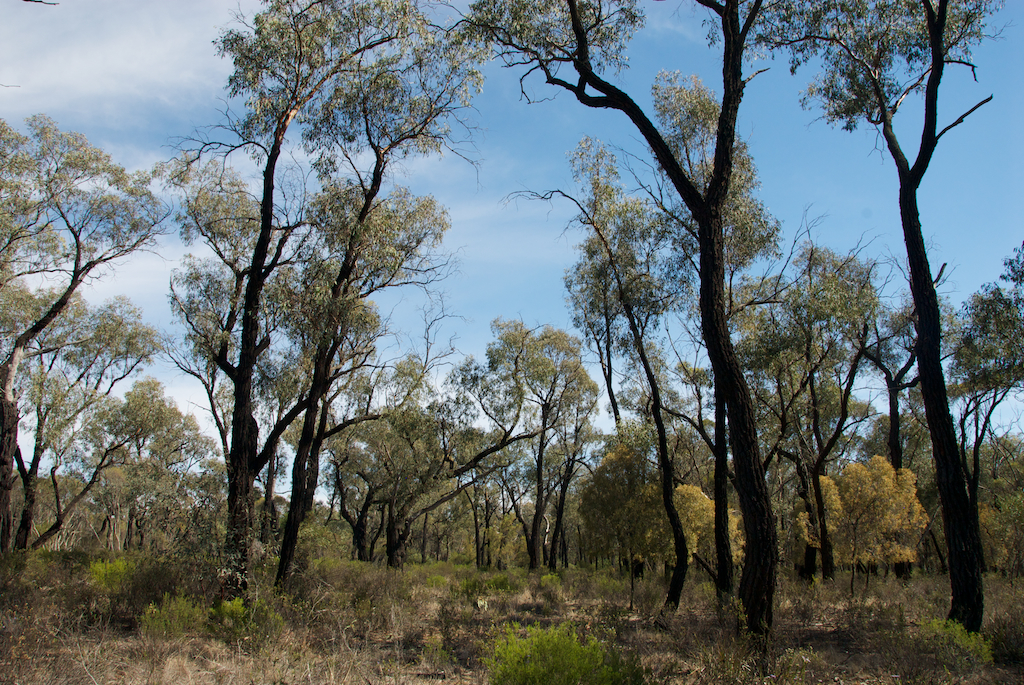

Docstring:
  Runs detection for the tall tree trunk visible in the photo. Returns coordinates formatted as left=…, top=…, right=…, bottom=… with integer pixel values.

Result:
left=276, top=365, right=330, bottom=586
left=810, top=465, right=835, bottom=580
left=547, top=466, right=573, bottom=572
left=224, top=436, right=258, bottom=597
left=260, top=455, right=279, bottom=545
left=0, top=398, right=18, bottom=552
left=884, top=378, right=912, bottom=579
left=13, top=472, right=36, bottom=551
left=713, top=386, right=733, bottom=598
left=869, top=0, right=984, bottom=632
left=901, top=185, right=984, bottom=630
left=793, top=459, right=818, bottom=581
left=698, top=202, right=777, bottom=634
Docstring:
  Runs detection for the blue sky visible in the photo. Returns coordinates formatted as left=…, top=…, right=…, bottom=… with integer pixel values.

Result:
left=2, top=0, right=1021, bottom=421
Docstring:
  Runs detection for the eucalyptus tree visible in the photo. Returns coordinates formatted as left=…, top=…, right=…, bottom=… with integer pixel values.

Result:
left=274, top=187, right=454, bottom=585
left=947, top=247, right=1024, bottom=556
left=325, top=429, right=386, bottom=561
left=465, top=0, right=778, bottom=631
left=25, top=378, right=193, bottom=550
left=560, top=147, right=697, bottom=603
left=171, top=0, right=480, bottom=596
left=358, top=386, right=535, bottom=569
left=562, top=91, right=778, bottom=605
left=546, top=377, right=599, bottom=571
left=483, top=319, right=596, bottom=570
left=758, top=0, right=1002, bottom=630
left=1, top=295, right=159, bottom=550
left=738, top=243, right=878, bottom=581
left=0, top=115, right=165, bottom=552
left=82, top=378, right=217, bottom=553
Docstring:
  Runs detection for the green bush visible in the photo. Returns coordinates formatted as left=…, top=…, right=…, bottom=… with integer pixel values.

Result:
left=486, top=572, right=522, bottom=595
left=209, top=597, right=284, bottom=645
left=485, top=623, right=650, bottom=685
left=89, top=558, right=135, bottom=593
left=140, top=593, right=208, bottom=639
left=921, top=619, right=993, bottom=670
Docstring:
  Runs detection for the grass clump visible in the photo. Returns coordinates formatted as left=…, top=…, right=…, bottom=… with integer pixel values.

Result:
left=485, top=622, right=650, bottom=685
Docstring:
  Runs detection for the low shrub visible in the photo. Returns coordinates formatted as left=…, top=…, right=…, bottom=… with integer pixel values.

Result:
left=209, top=597, right=285, bottom=646
left=485, top=623, right=650, bottom=685
left=89, top=558, right=135, bottom=593
left=140, top=593, right=208, bottom=639
left=920, top=619, right=993, bottom=670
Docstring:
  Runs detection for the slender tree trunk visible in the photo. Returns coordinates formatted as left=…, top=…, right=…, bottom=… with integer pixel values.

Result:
left=793, top=459, right=818, bottom=581
left=713, top=386, right=733, bottom=598
left=698, top=206, right=777, bottom=633
left=883, top=378, right=913, bottom=579
left=420, top=512, right=429, bottom=564
left=0, top=397, right=18, bottom=553
left=810, top=466, right=835, bottom=581
left=276, top=354, right=332, bottom=586
left=14, top=473, right=36, bottom=551
left=547, top=467, right=573, bottom=572
left=260, top=455, right=279, bottom=545
left=528, top=421, right=550, bottom=571
left=869, top=1, right=983, bottom=631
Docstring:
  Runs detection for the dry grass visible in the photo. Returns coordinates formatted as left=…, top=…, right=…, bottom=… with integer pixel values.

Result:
left=0, top=552, right=1021, bottom=684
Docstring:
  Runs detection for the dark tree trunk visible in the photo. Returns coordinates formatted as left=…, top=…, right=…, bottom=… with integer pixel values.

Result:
left=0, top=398, right=18, bottom=553
left=886, top=382, right=906, bottom=472
left=867, top=0, right=984, bottom=632
left=793, top=459, right=818, bottom=581
left=13, top=472, right=36, bottom=551
left=885, top=379, right=913, bottom=580
left=224, top=430, right=258, bottom=597
left=547, top=465, right=573, bottom=572
left=13, top=436, right=43, bottom=551
left=260, top=455, right=279, bottom=545
left=385, top=505, right=412, bottom=569
left=713, top=385, right=733, bottom=598
left=698, top=206, right=776, bottom=633
left=902, top=184, right=984, bottom=630
left=420, top=511, right=429, bottom=564
left=527, top=417, right=551, bottom=571
left=276, top=369, right=331, bottom=586
left=520, top=0, right=772, bottom=633
left=589, top=212, right=690, bottom=611
left=810, top=465, right=835, bottom=581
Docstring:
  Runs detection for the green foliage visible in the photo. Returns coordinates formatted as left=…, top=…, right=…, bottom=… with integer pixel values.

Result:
left=140, top=593, right=208, bottom=639
left=538, top=573, right=563, bottom=605
left=485, top=623, right=650, bottom=685
left=209, top=597, right=284, bottom=645
left=581, top=433, right=669, bottom=564
left=88, top=558, right=135, bottom=594
left=485, top=571, right=524, bottom=595
left=757, top=0, right=1002, bottom=132
left=920, top=619, right=993, bottom=670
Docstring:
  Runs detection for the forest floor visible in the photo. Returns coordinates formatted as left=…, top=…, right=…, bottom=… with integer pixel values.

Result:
left=0, top=551, right=1021, bottom=684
